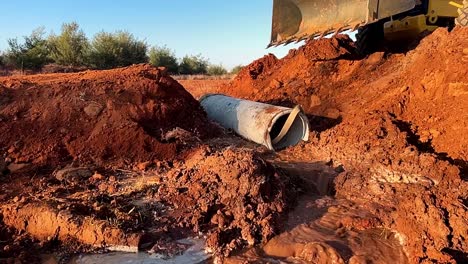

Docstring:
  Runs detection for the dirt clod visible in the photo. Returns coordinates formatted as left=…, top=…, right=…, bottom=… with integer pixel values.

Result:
left=158, top=147, right=295, bottom=257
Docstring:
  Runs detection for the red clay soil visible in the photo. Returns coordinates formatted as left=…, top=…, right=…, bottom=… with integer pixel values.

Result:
left=158, top=146, right=297, bottom=257
left=1, top=27, right=467, bottom=263
left=0, top=145, right=297, bottom=262
left=0, top=64, right=216, bottom=168
left=221, top=27, right=468, bottom=263
left=0, top=65, right=297, bottom=262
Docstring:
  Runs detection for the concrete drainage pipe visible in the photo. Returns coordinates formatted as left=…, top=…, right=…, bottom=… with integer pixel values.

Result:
left=200, top=94, right=309, bottom=151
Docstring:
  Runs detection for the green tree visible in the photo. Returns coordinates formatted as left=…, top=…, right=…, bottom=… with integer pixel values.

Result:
left=0, top=52, right=4, bottom=67
left=148, top=46, right=178, bottom=73
left=178, top=54, right=208, bottom=75
left=207, top=64, right=227, bottom=76
left=5, top=27, right=51, bottom=71
left=48, top=22, right=89, bottom=66
left=230, top=65, right=244, bottom=74
left=87, top=31, right=148, bottom=69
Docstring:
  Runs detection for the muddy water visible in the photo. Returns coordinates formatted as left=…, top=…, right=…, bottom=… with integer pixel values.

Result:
left=227, top=195, right=408, bottom=263
left=42, top=158, right=408, bottom=264
left=41, top=239, right=210, bottom=264
left=262, top=203, right=408, bottom=263
left=225, top=158, right=409, bottom=263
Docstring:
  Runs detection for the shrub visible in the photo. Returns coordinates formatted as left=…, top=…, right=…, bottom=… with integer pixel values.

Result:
left=148, top=46, right=178, bottom=73
left=178, top=54, right=208, bottom=75
left=207, top=64, right=227, bottom=76
left=230, top=65, right=244, bottom=74
left=48, top=22, right=89, bottom=66
left=87, top=31, right=148, bottom=69
left=5, top=27, right=51, bottom=71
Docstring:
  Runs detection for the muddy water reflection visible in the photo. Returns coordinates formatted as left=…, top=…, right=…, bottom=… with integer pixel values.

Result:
left=227, top=197, right=408, bottom=263
left=38, top=239, right=210, bottom=264
left=226, top=156, right=409, bottom=263
left=71, top=239, right=208, bottom=264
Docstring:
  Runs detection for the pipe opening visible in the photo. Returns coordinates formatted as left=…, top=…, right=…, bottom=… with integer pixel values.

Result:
left=269, top=112, right=308, bottom=150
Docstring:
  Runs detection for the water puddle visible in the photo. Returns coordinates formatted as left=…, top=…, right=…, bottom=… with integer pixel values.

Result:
left=42, top=238, right=210, bottom=264
left=227, top=196, right=408, bottom=263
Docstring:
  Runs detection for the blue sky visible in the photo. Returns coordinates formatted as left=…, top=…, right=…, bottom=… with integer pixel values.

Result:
left=0, top=0, right=304, bottom=69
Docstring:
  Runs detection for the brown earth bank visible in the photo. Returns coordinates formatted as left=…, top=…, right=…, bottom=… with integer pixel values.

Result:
left=212, top=27, right=467, bottom=263
left=0, top=64, right=217, bottom=168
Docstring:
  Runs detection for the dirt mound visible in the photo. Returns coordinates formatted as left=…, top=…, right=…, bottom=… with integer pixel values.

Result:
left=222, top=27, right=468, bottom=263
left=159, top=146, right=297, bottom=257
left=226, top=28, right=468, bottom=162
left=223, top=35, right=356, bottom=112
left=0, top=64, right=216, bottom=168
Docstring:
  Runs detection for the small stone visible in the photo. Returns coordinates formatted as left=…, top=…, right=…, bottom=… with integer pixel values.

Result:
left=136, top=161, right=151, bottom=171
left=366, top=51, right=385, bottom=65
left=89, top=172, right=104, bottom=182
left=107, top=184, right=117, bottom=193
left=98, top=183, right=108, bottom=192
left=83, top=102, right=104, bottom=118
left=325, top=108, right=341, bottom=119
left=7, top=146, right=16, bottom=153
left=55, top=167, right=93, bottom=182
left=429, top=129, right=441, bottom=138
left=268, top=79, right=282, bottom=90
left=309, top=95, right=322, bottom=107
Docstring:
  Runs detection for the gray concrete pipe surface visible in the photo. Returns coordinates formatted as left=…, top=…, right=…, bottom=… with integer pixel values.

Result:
left=200, top=94, right=309, bottom=151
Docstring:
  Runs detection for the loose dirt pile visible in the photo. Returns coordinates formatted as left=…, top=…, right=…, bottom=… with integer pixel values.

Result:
left=0, top=64, right=215, bottom=168
left=159, top=147, right=296, bottom=257
left=220, top=27, right=468, bottom=263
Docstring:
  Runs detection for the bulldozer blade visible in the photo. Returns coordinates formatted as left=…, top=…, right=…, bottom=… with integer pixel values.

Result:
left=269, top=0, right=417, bottom=47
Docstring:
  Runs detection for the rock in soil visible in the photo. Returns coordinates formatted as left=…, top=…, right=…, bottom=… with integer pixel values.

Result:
left=54, top=167, right=93, bottom=182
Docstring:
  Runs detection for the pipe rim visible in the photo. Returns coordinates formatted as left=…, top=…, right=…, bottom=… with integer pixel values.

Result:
left=266, top=110, right=309, bottom=151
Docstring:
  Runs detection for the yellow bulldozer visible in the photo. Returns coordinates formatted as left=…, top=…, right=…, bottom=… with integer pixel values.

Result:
left=270, top=0, right=467, bottom=54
